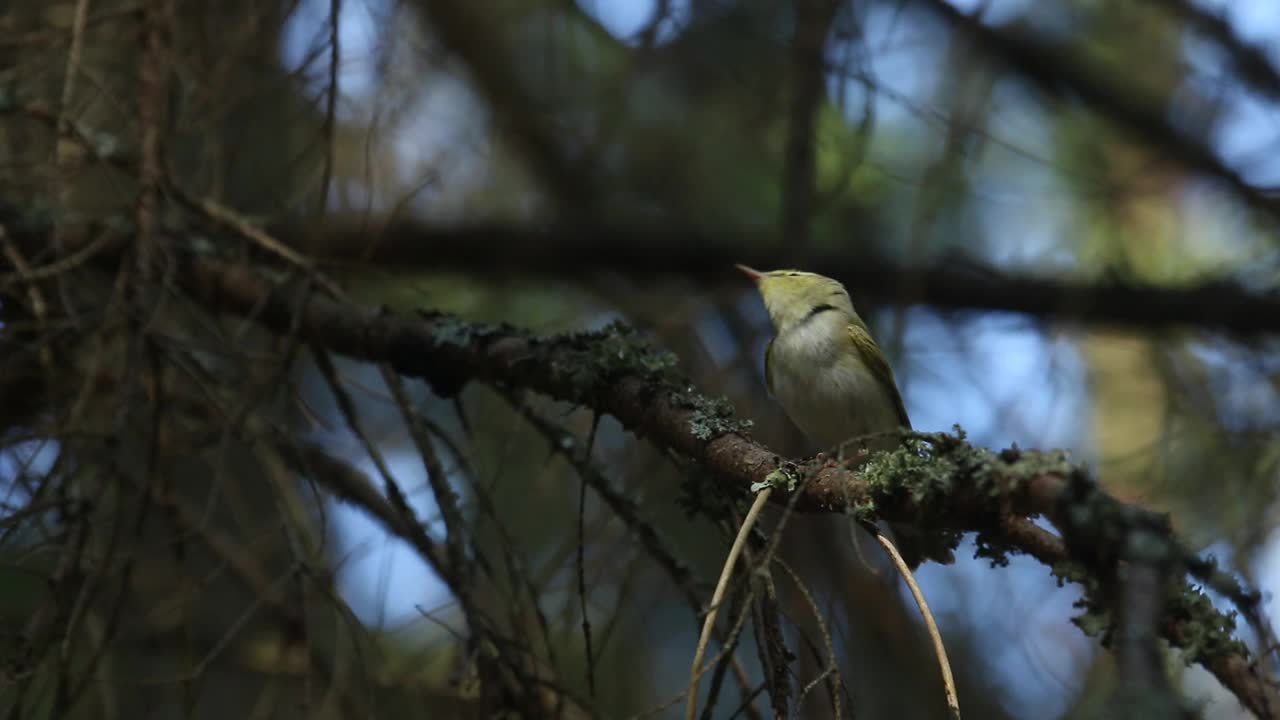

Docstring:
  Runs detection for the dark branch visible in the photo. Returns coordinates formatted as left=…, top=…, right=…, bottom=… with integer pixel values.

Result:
left=780, top=0, right=839, bottom=245
left=410, top=1, right=599, bottom=217
left=917, top=0, right=1280, bottom=223
left=281, top=218, right=1280, bottom=335
left=1158, top=0, right=1280, bottom=104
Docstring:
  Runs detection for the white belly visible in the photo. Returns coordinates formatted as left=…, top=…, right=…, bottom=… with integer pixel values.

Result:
left=768, top=322, right=903, bottom=453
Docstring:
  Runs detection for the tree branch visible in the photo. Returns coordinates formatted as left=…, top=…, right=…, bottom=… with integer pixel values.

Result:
left=282, top=218, right=1280, bottom=335
left=410, top=0, right=598, bottom=217
left=780, top=0, right=839, bottom=245
left=1158, top=0, right=1280, bottom=104
left=178, top=256, right=1280, bottom=718
left=916, top=0, right=1280, bottom=223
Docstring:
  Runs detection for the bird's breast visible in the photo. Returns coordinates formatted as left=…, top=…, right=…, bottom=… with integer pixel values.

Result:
left=767, top=326, right=901, bottom=452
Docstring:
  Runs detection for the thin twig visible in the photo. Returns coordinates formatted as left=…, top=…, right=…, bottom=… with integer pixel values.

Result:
left=777, top=558, right=844, bottom=719
left=189, top=195, right=344, bottom=298
left=0, top=230, right=116, bottom=287
left=317, top=0, right=342, bottom=216
left=575, top=439, right=596, bottom=697
left=686, top=488, right=772, bottom=720
left=0, top=229, right=54, bottom=371
left=874, top=531, right=960, bottom=720
left=137, top=0, right=165, bottom=280
left=513, top=401, right=761, bottom=720
left=750, top=559, right=792, bottom=719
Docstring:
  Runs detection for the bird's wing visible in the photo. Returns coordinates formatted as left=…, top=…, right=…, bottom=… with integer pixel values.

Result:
left=847, top=321, right=911, bottom=429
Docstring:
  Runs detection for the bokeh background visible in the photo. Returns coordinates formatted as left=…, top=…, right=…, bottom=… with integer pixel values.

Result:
left=1, top=0, right=1278, bottom=718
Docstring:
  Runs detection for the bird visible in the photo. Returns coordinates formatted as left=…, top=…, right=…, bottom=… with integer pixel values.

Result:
left=736, top=264, right=954, bottom=569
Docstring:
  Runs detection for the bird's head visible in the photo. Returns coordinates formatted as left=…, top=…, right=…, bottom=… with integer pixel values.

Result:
left=736, top=265, right=854, bottom=332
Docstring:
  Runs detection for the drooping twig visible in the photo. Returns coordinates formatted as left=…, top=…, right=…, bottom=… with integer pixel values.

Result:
left=874, top=531, right=960, bottom=720
left=574, top=423, right=597, bottom=698
left=514, top=402, right=763, bottom=720
left=687, top=488, right=772, bottom=720
left=776, top=557, right=846, bottom=719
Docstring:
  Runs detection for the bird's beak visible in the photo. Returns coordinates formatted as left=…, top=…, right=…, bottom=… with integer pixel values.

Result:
left=735, top=264, right=763, bottom=282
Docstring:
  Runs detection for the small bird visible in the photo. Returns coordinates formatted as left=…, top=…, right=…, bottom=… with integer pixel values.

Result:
left=737, top=264, right=953, bottom=569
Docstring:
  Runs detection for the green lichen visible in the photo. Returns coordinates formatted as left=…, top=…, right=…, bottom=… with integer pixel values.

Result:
left=1184, top=552, right=1262, bottom=612
left=423, top=311, right=508, bottom=349
left=850, top=434, right=967, bottom=558
left=849, top=499, right=877, bottom=525
left=1051, top=559, right=1096, bottom=588
left=540, top=321, right=686, bottom=401
left=420, top=315, right=754, bottom=443
left=998, top=448, right=1075, bottom=486
left=1050, top=558, right=1249, bottom=667
left=1049, top=560, right=1112, bottom=640
left=684, top=393, right=752, bottom=441
left=859, top=436, right=955, bottom=504
left=972, top=530, right=1014, bottom=567
left=572, top=322, right=679, bottom=380
left=1071, top=605, right=1112, bottom=639
left=751, top=461, right=800, bottom=493
left=1166, top=584, right=1247, bottom=664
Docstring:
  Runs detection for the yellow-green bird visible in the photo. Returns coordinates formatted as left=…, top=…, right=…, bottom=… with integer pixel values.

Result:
left=737, top=264, right=953, bottom=569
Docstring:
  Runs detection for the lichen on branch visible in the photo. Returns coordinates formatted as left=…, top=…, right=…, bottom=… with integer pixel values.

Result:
left=180, top=258, right=1278, bottom=718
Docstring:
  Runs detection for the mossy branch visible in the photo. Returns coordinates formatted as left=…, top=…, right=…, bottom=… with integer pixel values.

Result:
left=182, top=258, right=1280, bottom=719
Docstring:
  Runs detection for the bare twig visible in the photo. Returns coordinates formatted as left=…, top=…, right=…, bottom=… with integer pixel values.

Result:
left=187, top=196, right=345, bottom=298
left=686, top=488, right=772, bottom=720
left=317, top=0, right=342, bottom=215
left=136, top=0, right=166, bottom=279
left=514, top=402, right=763, bottom=720
left=874, top=531, right=960, bottom=720
left=0, top=229, right=54, bottom=371
left=777, top=558, right=845, bottom=719
left=574, top=431, right=597, bottom=697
